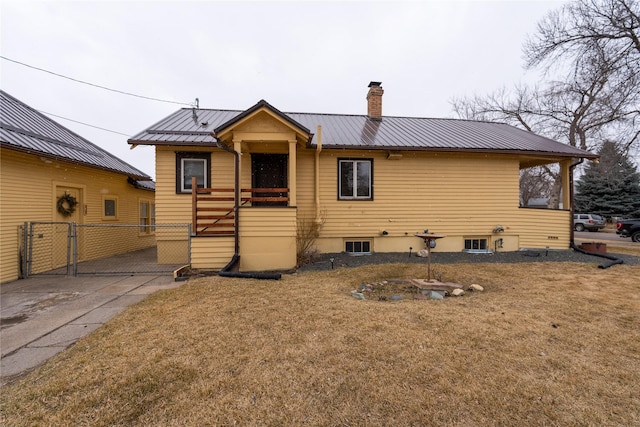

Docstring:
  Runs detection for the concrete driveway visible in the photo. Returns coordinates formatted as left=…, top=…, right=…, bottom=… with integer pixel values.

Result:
left=1, top=273, right=184, bottom=386
left=575, top=230, right=639, bottom=247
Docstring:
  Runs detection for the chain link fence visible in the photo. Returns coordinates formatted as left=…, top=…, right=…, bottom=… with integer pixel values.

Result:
left=22, top=222, right=190, bottom=277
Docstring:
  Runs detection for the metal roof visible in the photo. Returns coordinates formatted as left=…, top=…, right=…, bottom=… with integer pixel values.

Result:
left=1, top=90, right=151, bottom=179
left=128, top=104, right=597, bottom=160
left=127, top=177, right=155, bottom=191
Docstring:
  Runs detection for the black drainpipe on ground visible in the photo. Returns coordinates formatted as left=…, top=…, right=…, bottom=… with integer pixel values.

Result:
left=213, top=137, right=281, bottom=280
left=568, top=157, right=623, bottom=269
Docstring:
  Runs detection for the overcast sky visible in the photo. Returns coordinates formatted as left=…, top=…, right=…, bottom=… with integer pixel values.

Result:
left=1, top=0, right=571, bottom=179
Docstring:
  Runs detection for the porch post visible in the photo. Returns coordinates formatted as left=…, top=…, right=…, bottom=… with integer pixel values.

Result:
left=288, top=140, right=297, bottom=206
left=561, top=160, right=570, bottom=210
left=233, top=139, right=242, bottom=190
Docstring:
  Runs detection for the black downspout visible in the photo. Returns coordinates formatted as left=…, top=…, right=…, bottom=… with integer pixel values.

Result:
left=568, top=157, right=623, bottom=269
left=213, top=137, right=281, bottom=280
left=213, top=138, right=240, bottom=256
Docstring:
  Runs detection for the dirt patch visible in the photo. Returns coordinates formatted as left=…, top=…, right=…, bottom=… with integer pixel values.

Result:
left=352, top=278, right=473, bottom=301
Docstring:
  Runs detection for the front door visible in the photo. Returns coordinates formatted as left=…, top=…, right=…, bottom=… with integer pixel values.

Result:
left=251, top=154, right=287, bottom=207
left=54, top=186, right=82, bottom=268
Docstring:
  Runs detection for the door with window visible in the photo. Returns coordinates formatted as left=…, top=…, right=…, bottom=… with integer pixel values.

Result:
left=251, top=154, right=288, bottom=206
left=54, top=186, right=82, bottom=268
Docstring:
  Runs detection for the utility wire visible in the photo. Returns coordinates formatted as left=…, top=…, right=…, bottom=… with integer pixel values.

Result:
left=38, top=110, right=132, bottom=137
left=1, top=56, right=194, bottom=107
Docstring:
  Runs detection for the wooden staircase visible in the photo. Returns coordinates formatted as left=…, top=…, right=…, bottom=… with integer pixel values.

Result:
left=191, top=177, right=290, bottom=237
left=192, top=178, right=235, bottom=236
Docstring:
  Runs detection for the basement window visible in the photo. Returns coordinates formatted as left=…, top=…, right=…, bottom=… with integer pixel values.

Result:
left=464, top=238, right=491, bottom=253
left=345, top=240, right=372, bottom=255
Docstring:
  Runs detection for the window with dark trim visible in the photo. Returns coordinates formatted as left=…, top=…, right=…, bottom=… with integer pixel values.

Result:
left=176, top=152, right=211, bottom=193
left=338, top=158, right=373, bottom=200
left=464, top=238, right=488, bottom=251
left=102, top=196, right=118, bottom=220
left=345, top=240, right=372, bottom=254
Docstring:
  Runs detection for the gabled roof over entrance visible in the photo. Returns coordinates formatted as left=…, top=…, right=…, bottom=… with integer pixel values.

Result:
left=1, top=90, right=151, bottom=180
left=213, top=99, right=312, bottom=145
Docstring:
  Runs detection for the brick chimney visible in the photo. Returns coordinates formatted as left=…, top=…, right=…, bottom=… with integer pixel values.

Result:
left=366, top=81, right=383, bottom=120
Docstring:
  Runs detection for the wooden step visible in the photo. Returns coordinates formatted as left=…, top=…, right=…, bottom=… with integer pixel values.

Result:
left=197, top=196, right=235, bottom=202
left=196, top=230, right=235, bottom=236
left=196, top=215, right=235, bottom=220
left=198, top=222, right=234, bottom=228
left=197, top=207, right=235, bottom=212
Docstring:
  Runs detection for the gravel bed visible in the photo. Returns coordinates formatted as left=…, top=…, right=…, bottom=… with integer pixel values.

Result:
left=298, top=249, right=640, bottom=272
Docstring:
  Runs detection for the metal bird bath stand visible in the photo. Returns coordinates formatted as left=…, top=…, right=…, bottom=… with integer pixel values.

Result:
left=414, top=233, right=445, bottom=280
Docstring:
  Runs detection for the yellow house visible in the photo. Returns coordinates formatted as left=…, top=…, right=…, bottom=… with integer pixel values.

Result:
left=128, top=82, right=597, bottom=273
left=0, top=90, right=155, bottom=284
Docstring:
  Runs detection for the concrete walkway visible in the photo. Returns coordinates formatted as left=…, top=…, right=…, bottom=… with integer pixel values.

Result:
left=1, top=273, right=184, bottom=386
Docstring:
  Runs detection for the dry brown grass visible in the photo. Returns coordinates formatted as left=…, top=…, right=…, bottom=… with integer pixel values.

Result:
left=2, top=262, right=640, bottom=426
left=608, top=243, right=640, bottom=257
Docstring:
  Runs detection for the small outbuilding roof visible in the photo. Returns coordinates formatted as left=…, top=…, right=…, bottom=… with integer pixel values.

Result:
left=128, top=103, right=597, bottom=160
left=1, top=90, right=151, bottom=180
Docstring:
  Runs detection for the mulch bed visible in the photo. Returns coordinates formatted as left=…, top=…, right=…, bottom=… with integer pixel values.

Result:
left=299, top=249, right=640, bottom=272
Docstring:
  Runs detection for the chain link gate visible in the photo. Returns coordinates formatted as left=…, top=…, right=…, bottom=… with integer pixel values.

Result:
left=22, top=222, right=74, bottom=277
left=22, top=222, right=191, bottom=277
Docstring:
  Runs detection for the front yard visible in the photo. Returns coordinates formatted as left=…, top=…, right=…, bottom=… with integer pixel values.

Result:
left=2, top=262, right=639, bottom=426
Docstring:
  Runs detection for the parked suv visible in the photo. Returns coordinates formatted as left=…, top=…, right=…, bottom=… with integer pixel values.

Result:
left=573, top=213, right=606, bottom=232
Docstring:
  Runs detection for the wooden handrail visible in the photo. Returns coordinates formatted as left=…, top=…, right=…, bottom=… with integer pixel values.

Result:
left=196, top=188, right=235, bottom=193
left=241, top=188, right=289, bottom=193
left=191, top=177, right=291, bottom=236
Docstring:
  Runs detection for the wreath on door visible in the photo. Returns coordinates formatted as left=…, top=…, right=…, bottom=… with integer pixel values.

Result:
left=56, top=193, right=78, bottom=217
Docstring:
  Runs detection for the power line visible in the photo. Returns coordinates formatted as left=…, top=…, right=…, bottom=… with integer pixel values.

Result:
left=38, top=110, right=132, bottom=137
left=1, top=56, right=194, bottom=107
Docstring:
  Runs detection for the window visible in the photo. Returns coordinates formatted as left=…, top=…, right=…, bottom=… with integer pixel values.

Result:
left=139, top=200, right=156, bottom=234
left=176, top=152, right=211, bottom=193
left=102, top=196, right=118, bottom=220
left=345, top=240, right=372, bottom=254
left=339, top=159, right=373, bottom=200
left=464, top=238, right=488, bottom=251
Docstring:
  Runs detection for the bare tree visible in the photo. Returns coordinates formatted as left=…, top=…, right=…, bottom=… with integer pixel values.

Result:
left=520, top=166, right=553, bottom=207
left=526, top=0, right=640, bottom=151
left=524, top=0, right=640, bottom=77
left=452, top=0, right=640, bottom=208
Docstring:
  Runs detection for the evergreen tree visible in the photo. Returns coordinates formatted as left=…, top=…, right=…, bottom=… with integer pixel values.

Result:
left=575, top=141, right=640, bottom=217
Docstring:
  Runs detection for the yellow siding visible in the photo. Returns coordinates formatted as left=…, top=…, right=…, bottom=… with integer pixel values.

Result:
left=0, top=149, right=154, bottom=284
left=190, top=236, right=234, bottom=269
left=295, top=150, right=317, bottom=214
left=155, top=146, right=236, bottom=265
left=512, top=209, right=570, bottom=249
left=158, top=146, right=297, bottom=271
left=238, top=207, right=297, bottom=271
left=155, top=147, right=235, bottom=225
left=310, top=149, right=570, bottom=253
left=155, top=142, right=572, bottom=272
